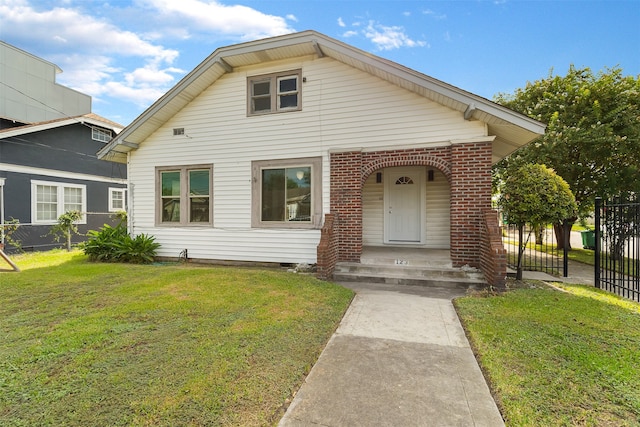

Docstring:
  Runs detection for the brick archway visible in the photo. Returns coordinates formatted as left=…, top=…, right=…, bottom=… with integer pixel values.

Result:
left=329, top=142, right=492, bottom=267
left=361, top=154, right=452, bottom=185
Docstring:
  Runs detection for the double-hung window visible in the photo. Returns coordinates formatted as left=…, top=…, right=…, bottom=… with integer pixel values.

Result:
left=31, top=180, right=86, bottom=224
left=156, top=165, right=212, bottom=226
left=248, top=70, right=301, bottom=115
left=251, top=157, right=321, bottom=229
left=109, top=188, right=126, bottom=212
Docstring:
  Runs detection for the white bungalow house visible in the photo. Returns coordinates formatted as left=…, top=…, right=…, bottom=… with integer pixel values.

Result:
left=98, top=30, right=545, bottom=286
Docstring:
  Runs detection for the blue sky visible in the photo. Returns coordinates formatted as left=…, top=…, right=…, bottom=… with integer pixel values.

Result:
left=1, top=0, right=638, bottom=126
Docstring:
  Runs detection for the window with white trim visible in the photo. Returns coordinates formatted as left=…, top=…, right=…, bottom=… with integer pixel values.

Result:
left=156, top=165, right=212, bottom=226
left=31, top=180, right=86, bottom=224
left=109, top=188, right=126, bottom=212
left=92, top=127, right=112, bottom=142
left=248, top=70, right=301, bottom=115
left=251, top=157, right=322, bottom=229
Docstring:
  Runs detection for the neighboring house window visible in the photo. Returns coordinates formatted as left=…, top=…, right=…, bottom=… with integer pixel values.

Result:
left=31, top=180, right=86, bottom=224
left=251, top=157, right=321, bottom=229
left=92, top=127, right=112, bottom=142
left=248, top=70, right=301, bottom=115
left=109, top=188, right=126, bottom=212
left=156, top=165, right=212, bottom=226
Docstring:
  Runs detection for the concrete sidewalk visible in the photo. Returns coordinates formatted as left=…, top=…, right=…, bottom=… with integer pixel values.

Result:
left=518, top=258, right=595, bottom=286
left=278, top=283, right=504, bottom=427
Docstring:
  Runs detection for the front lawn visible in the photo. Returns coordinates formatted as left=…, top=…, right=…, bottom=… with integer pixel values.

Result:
left=456, top=282, right=640, bottom=426
left=0, top=250, right=353, bottom=426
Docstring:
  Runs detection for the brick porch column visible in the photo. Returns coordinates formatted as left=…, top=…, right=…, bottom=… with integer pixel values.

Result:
left=330, top=150, right=362, bottom=262
left=450, top=141, right=493, bottom=268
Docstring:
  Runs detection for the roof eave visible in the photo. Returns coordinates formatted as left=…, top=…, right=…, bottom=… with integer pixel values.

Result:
left=0, top=116, right=123, bottom=139
left=100, top=30, right=546, bottom=161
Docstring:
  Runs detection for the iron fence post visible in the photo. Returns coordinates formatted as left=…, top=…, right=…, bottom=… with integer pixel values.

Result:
left=594, top=197, right=601, bottom=289
left=563, top=220, right=569, bottom=277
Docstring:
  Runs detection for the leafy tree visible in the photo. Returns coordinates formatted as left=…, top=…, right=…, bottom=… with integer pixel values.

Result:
left=47, top=210, right=83, bottom=251
left=494, top=66, right=640, bottom=246
left=499, top=164, right=577, bottom=280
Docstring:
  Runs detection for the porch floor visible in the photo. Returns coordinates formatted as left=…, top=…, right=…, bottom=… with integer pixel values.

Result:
left=360, top=246, right=452, bottom=268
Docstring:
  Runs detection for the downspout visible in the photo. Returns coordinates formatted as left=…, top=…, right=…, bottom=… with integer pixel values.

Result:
left=0, top=178, right=5, bottom=245
left=127, top=152, right=133, bottom=236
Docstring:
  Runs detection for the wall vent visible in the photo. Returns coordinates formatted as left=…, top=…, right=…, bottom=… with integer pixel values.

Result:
left=173, top=128, right=185, bottom=136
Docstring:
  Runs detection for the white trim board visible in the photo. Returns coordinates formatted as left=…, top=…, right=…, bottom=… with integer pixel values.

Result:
left=0, top=163, right=127, bottom=185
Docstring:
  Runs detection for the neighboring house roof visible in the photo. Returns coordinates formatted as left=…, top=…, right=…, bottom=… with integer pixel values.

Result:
left=0, top=113, right=124, bottom=139
left=98, top=30, right=545, bottom=164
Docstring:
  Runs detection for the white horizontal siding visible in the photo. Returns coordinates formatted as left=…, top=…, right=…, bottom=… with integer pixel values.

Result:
left=425, top=169, right=450, bottom=248
left=362, top=173, right=384, bottom=245
left=135, top=226, right=319, bottom=264
left=129, top=56, right=479, bottom=263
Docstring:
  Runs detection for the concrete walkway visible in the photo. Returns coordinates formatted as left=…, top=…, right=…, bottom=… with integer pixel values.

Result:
left=279, top=283, right=504, bottom=427
left=518, top=258, right=595, bottom=286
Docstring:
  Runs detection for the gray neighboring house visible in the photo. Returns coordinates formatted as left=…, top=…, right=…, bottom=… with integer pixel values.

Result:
left=0, top=41, right=127, bottom=253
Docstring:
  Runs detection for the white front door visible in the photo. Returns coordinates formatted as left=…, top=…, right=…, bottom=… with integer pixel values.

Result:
left=385, top=167, right=425, bottom=243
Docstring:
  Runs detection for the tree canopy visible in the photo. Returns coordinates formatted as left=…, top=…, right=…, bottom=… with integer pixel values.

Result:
left=499, top=163, right=577, bottom=228
left=494, top=66, right=640, bottom=218
left=499, top=163, right=577, bottom=278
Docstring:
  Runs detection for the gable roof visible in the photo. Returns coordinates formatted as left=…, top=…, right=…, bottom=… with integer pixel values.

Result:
left=98, top=30, right=545, bottom=164
left=0, top=113, right=124, bottom=139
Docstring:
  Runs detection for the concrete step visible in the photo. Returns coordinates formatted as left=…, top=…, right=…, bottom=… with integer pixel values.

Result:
left=334, top=262, right=486, bottom=289
left=360, top=248, right=452, bottom=269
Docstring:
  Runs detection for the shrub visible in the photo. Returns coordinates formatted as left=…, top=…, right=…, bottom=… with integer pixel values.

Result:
left=81, top=224, right=160, bottom=264
left=112, top=233, right=161, bottom=264
left=1, top=218, right=23, bottom=252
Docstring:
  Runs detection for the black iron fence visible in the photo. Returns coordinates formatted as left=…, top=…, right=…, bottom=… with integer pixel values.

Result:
left=595, top=197, right=640, bottom=302
left=503, top=222, right=567, bottom=277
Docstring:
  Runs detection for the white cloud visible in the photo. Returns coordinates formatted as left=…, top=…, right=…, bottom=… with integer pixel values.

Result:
left=336, top=14, right=428, bottom=51
left=423, top=9, right=447, bottom=20
left=50, top=54, right=119, bottom=97
left=102, top=81, right=168, bottom=107
left=141, top=0, right=295, bottom=40
left=125, top=65, right=185, bottom=87
left=363, top=21, right=428, bottom=50
left=0, top=0, right=297, bottom=117
left=0, top=0, right=182, bottom=108
left=0, top=1, right=178, bottom=60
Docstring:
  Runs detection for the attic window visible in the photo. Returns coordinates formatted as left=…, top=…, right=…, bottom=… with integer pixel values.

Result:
left=248, top=70, right=301, bottom=116
left=92, top=127, right=112, bottom=143
left=173, top=128, right=185, bottom=136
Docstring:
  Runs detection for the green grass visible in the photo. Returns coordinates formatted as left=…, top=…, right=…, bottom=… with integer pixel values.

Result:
left=0, top=250, right=354, bottom=426
left=455, top=282, right=640, bottom=426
